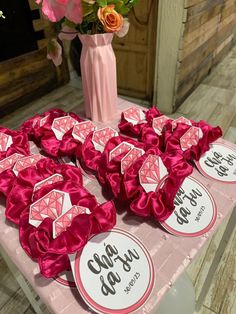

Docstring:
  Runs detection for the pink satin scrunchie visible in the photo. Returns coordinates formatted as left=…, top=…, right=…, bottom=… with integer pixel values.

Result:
left=19, top=181, right=116, bottom=278
left=118, top=106, right=161, bottom=138
left=5, top=157, right=83, bottom=225
left=20, top=109, right=84, bottom=157
left=0, top=127, right=30, bottom=196
left=97, top=136, right=160, bottom=199
left=123, top=151, right=193, bottom=221
left=164, top=120, right=223, bottom=161
left=0, top=127, right=30, bottom=160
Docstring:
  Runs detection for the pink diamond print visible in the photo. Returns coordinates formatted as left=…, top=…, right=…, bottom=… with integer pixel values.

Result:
left=33, top=174, right=64, bottom=193
left=109, top=142, right=134, bottom=161
left=13, top=154, right=44, bottom=176
left=123, top=107, right=146, bottom=125
left=153, top=115, right=170, bottom=135
left=121, top=147, right=145, bottom=174
left=0, top=132, right=13, bottom=152
left=53, top=205, right=90, bottom=238
left=172, top=117, right=192, bottom=131
left=92, top=127, right=118, bottom=152
left=139, top=155, right=168, bottom=193
left=180, top=126, right=203, bottom=151
left=72, top=121, right=96, bottom=143
left=30, top=190, right=65, bottom=223
left=0, top=153, right=24, bottom=174
left=52, top=116, right=78, bottom=140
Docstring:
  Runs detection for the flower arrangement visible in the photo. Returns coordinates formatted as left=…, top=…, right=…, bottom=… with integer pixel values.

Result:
left=35, top=0, right=139, bottom=65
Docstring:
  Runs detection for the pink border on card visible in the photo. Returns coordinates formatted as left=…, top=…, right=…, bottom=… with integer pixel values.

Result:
left=54, top=275, right=76, bottom=288
left=74, top=228, right=155, bottom=314
left=195, top=142, right=236, bottom=184
left=161, top=177, right=217, bottom=237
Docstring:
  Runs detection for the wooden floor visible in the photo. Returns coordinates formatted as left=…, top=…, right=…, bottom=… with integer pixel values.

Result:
left=1, top=46, right=236, bottom=313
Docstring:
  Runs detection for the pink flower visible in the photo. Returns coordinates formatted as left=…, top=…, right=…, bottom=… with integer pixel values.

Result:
left=36, top=0, right=82, bottom=24
left=47, top=38, right=62, bottom=66
left=58, top=24, right=78, bottom=40
left=116, top=18, right=130, bottom=38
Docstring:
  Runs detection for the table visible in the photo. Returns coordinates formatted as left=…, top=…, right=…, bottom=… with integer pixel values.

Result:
left=0, top=98, right=236, bottom=313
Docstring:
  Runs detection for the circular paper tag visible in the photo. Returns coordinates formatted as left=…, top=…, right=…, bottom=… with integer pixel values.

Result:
left=196, top=143, right=236, bottom=183
left=74, top=229, right=154, bottom=314
left=161, top=177, right=217, bottom=237
left=55, top=271, right=76, bottom=288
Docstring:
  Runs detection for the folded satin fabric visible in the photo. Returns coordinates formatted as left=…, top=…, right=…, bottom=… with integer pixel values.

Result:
left=19, top=181, right=116, bottom=278
left=118, top=106, right=161, bottom=138
left=5, top=158, right=83, bottom=225
left=20, top=109, right=84, bottom=157
left=0, top=127, right=30, bottom=196
left=164, top=120, right=222, bottom=161
left=97, top=135, right=160, bottom=198
left=123, top=151, right=193, bottom=221
left=0, top=127, right=30, bottom=160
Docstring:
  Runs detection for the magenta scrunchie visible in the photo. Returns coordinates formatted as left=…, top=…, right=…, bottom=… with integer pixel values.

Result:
left=18, top=180, right=116, bottom=278
left=5, top=158, right=83, bottom=224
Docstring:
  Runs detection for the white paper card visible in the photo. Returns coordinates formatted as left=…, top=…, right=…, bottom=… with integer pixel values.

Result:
left=70, top=229, right=154, bottom=314
left=196, top=143, right=236, bottom=183
left=161, top=177, right=217, bottom=237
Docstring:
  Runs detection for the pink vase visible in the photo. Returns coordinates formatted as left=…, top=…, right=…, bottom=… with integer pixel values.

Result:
left=78, top=33, right=118, bottom=123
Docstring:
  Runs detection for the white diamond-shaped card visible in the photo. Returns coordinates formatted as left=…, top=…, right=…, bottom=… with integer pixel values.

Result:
left=53, top=205, right=90, bottom=238
left=52, top=116, right=78, bottom=140
left=72, top=121, right=96, bottom=143
left=139, top=155, right=168, bottom=193
left=172, top=116, right=192, bottom=131
left=0, top=153, right=24, bottom=174
left=0, top=132, right=13, bottom=152
left=123, top=107, right=146, bottom=125
left=33, top=174, right=64, bottom=195
left=180, top=126, right=203, bottom=151
left=121, top=147, right=145, bottom=174
left=92, top=127, right=118, bottom=152
left=40, top=114, right=49, bottom=127
left=152, top=115, right=170, bottom=136
left=109, top=141, right=134, bottom=162
left=32, top=116, right=41, bottom=128
left=13, top=154, right=44, bottom=176
left=29, top=189, right=72, bottom=227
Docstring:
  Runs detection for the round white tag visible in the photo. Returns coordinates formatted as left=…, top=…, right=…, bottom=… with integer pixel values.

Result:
left=161, top=177, right=217, bottom=237
left=196, top=143, right=236, bottom=183
left=73, top=229, right=154, bottom=314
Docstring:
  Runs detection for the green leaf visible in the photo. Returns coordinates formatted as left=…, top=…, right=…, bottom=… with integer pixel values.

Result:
left=97, top=0, right=107, bottom=7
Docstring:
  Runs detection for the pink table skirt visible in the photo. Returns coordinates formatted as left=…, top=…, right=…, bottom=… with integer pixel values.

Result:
left=0, top=98, right=235, bottom=313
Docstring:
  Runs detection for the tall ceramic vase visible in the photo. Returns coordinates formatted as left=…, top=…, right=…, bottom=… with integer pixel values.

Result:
left=78, top=33, right=118, bottom=123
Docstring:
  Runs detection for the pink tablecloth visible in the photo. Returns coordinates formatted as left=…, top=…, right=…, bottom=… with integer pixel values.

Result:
left=0, top=98, right=235, bottom=313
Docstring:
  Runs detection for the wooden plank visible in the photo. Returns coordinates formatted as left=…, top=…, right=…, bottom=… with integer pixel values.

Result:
left=153, top=0, right=186, bottom=113
left=176, top=54, right=213, bottom=106
left=187, top=0, right=224, bottom=20
left=203, top=208, right=236, bottom=313
left=183, top=2, right=223, bottom=35
left=0, top=49, right=69, bottom=117
left=177, top=84, right=234, bottom=123
left=183, top=14, right=221, bottom=46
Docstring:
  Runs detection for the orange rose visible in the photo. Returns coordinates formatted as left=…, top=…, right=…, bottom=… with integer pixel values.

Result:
left=97, top=5, right=123, bottom=33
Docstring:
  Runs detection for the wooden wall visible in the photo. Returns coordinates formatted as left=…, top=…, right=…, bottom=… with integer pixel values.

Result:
left=113, top=0, right=158, bottom=100
left=175, top=0, right=236, bottom=108
left=0, top=0, right=69, bottom=117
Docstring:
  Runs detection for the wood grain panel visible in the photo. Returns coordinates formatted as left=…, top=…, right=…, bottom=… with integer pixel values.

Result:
left=113, top=0, right=157, bottom=100
left=0, top=0, right=69, bottom=116
left=174, top=0, right=236, bottom=109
